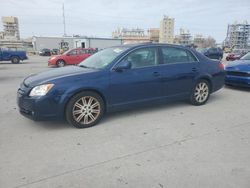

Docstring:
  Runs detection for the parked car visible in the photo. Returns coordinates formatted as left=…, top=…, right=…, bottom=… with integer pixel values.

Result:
left=17, top=44, right=225, bottom=128
left=48, top=48, right=97, bottom=67
left=225, top=52, right=250, bottom=87
left=39, top=48, right=51, bottom=56
left=197, top=47, right=223, bottom=60
left=51, top=49, right=59, bottom=55
left=0, top=48, right=28, bottom=64
left=226, top=52, right=242, bottom=61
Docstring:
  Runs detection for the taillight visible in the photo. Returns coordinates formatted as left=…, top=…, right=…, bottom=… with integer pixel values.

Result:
left=219, top=62, right=225, bottom=70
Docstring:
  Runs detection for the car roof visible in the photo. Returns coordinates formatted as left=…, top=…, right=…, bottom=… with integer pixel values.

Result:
left=113, top=43, right=191, bottom=50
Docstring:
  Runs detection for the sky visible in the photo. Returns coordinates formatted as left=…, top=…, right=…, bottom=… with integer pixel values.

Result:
left=0, top=0, right=249, bottom=43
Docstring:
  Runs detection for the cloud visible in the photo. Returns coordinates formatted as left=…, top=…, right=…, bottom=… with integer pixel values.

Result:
left=0, top=0, right=249, bottom=42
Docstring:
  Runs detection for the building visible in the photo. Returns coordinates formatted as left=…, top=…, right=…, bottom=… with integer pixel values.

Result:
left=1, top=16, right=20, bottom=40
left=224, top=21, right=250, bottom=49
left=112, top=28, right=150, bottom=44
left=148, top=28, right=159, bottom=42
left=193, top=34, right=206, bottom=48
left=32, top=36, right=123, bottom=52
left=0, top=31, right=4, bottom=39
left=174, top=28, right=192, bottom=45
left=159, top=16, right=175, bottom=43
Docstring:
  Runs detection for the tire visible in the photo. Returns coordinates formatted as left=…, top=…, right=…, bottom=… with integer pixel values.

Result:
left=190, top=80, right=210, bottom=106
left=66, top=91, right=105, bottom=128
left=56, top=60, right=65, bottom=67
left=11, top=56, right=20, bottom=64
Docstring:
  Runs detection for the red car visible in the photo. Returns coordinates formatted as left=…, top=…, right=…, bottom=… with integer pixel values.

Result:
left=48, top=48, right=97, bottom=67
left=226, top=52, right=242, bottom=61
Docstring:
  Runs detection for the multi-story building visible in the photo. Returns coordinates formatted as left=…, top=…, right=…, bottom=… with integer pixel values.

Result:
left=174, top=28, right=192, bottom=45
left=159, top=16, right=175, bottom=44
left=1, top=16, right=20, bottom=40
left=112, top=28, right=150, bottom=44
left=193, top=34, right=206, bottom=48
left=224, top=21, right=250, bottom=49
left=148, top=28, right=159, bottom=42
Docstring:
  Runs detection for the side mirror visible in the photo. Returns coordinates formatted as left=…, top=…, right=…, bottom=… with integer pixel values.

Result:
left=114, top=61, right=132, bottom=72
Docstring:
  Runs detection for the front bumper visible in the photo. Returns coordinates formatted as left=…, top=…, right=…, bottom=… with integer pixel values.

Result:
left=17, top=87, right=61, bottom=121
left=48, top=59, right=56, bottom=66
left=225, top=75, right=250, bottom=88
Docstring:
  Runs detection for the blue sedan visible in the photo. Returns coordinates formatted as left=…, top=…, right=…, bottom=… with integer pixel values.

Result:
left=17, top=44, right=225, bottom=128
left=225, top=52, right=250, bottom=88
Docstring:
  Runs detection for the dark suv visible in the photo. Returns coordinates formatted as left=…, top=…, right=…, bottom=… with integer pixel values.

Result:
left=39, top=48, right=51, bottom=56
left=197, top=48, right=223, bottom=60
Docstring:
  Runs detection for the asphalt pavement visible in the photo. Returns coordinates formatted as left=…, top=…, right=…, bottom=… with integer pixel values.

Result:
left=0, top=56, right=250, bottom=188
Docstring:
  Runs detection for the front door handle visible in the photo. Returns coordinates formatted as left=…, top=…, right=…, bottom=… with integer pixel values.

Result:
left=192, top=68, right=197, bottom=72
left=153, top=72, right=160, bottom=77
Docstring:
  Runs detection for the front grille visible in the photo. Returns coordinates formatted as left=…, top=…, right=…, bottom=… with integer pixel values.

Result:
left=226, top=71, right=250, bottom=77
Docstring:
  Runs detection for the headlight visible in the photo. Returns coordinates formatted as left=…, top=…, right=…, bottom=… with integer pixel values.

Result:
left=29, top=84, right=54, bottom=97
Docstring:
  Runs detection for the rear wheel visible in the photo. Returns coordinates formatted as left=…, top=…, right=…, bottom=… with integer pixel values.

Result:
left=66, top=91, right=105, bottom=128
left=56, top=60, right=65, bottom=67
left=11, top=56, right=20, bottom=64
left=190, top=80, right=210, bottom=106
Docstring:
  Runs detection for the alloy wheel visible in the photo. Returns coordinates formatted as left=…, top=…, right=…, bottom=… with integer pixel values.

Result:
left=57, top=60, right=65, bottom=67
left=72, top=96, right=101, bottom=125
left=194, top=82, right=209, bottom=103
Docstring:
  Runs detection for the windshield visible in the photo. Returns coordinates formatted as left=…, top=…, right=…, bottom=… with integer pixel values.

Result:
left=240, top=52, right=250, bottom=60
left=79, top=47, right=128, bottom=69
left=63, top=49, right=71, bottom=55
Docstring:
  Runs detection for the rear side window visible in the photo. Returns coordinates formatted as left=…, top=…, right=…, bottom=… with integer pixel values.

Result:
left=79, top=49, right=87, bottom=54
left=161, top=47, right=198, bottom=64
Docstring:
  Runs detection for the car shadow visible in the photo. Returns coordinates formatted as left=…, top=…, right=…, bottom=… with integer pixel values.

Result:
left=225, top=85, right=250, bottom=92
left=0, top=61, right=30, bottom=65
left=30, top=94, right=224, bottom=130
left=101, top=101, right=185, bottom=124
left=31, top=119, right=71, bottom=130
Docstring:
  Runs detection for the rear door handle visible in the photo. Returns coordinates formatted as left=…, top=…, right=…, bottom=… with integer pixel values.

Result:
left=153, top=72, right=160, bottom=77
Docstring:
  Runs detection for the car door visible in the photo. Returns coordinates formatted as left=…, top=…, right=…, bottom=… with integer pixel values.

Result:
left=159, top=47, right=199, bottom=97
left=65, top=49, right=80, bottom=65
left=109, top=47, right=163, bottom=106
left=79, top=49, right=91, bottom=63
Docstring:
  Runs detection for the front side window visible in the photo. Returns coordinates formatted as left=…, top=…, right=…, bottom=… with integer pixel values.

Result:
left=68, top=49, right=78, bottom=56
left=161, top=47, right=197, bottom=64
left=123, top=48, right=158, bottom=69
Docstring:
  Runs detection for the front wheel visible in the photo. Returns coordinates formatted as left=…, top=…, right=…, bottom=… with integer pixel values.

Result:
left=190, top=80, right=210, bottom=106
left=66, top=91, right=105, bottom=128
left=56, top=60, right=65, bottom=67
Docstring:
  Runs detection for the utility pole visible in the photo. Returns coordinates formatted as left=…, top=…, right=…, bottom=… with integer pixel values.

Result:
left=63, top=3, right=66, bottom=36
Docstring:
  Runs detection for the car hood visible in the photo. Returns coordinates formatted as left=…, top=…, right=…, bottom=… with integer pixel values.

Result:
left=23, top=66, right=96, bottom=87
left=49, top=55, right=62, bottom=59
left=226, top=60, right=250, bottom=72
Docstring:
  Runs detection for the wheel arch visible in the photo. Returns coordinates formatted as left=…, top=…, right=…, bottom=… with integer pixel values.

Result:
left=10, top=55, right=21, bottom=63
left=56, top=59, right=66, bottom=64
left=63, top=88, right=107, bottom=116
left=196, top=75, right=213, bottom=92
